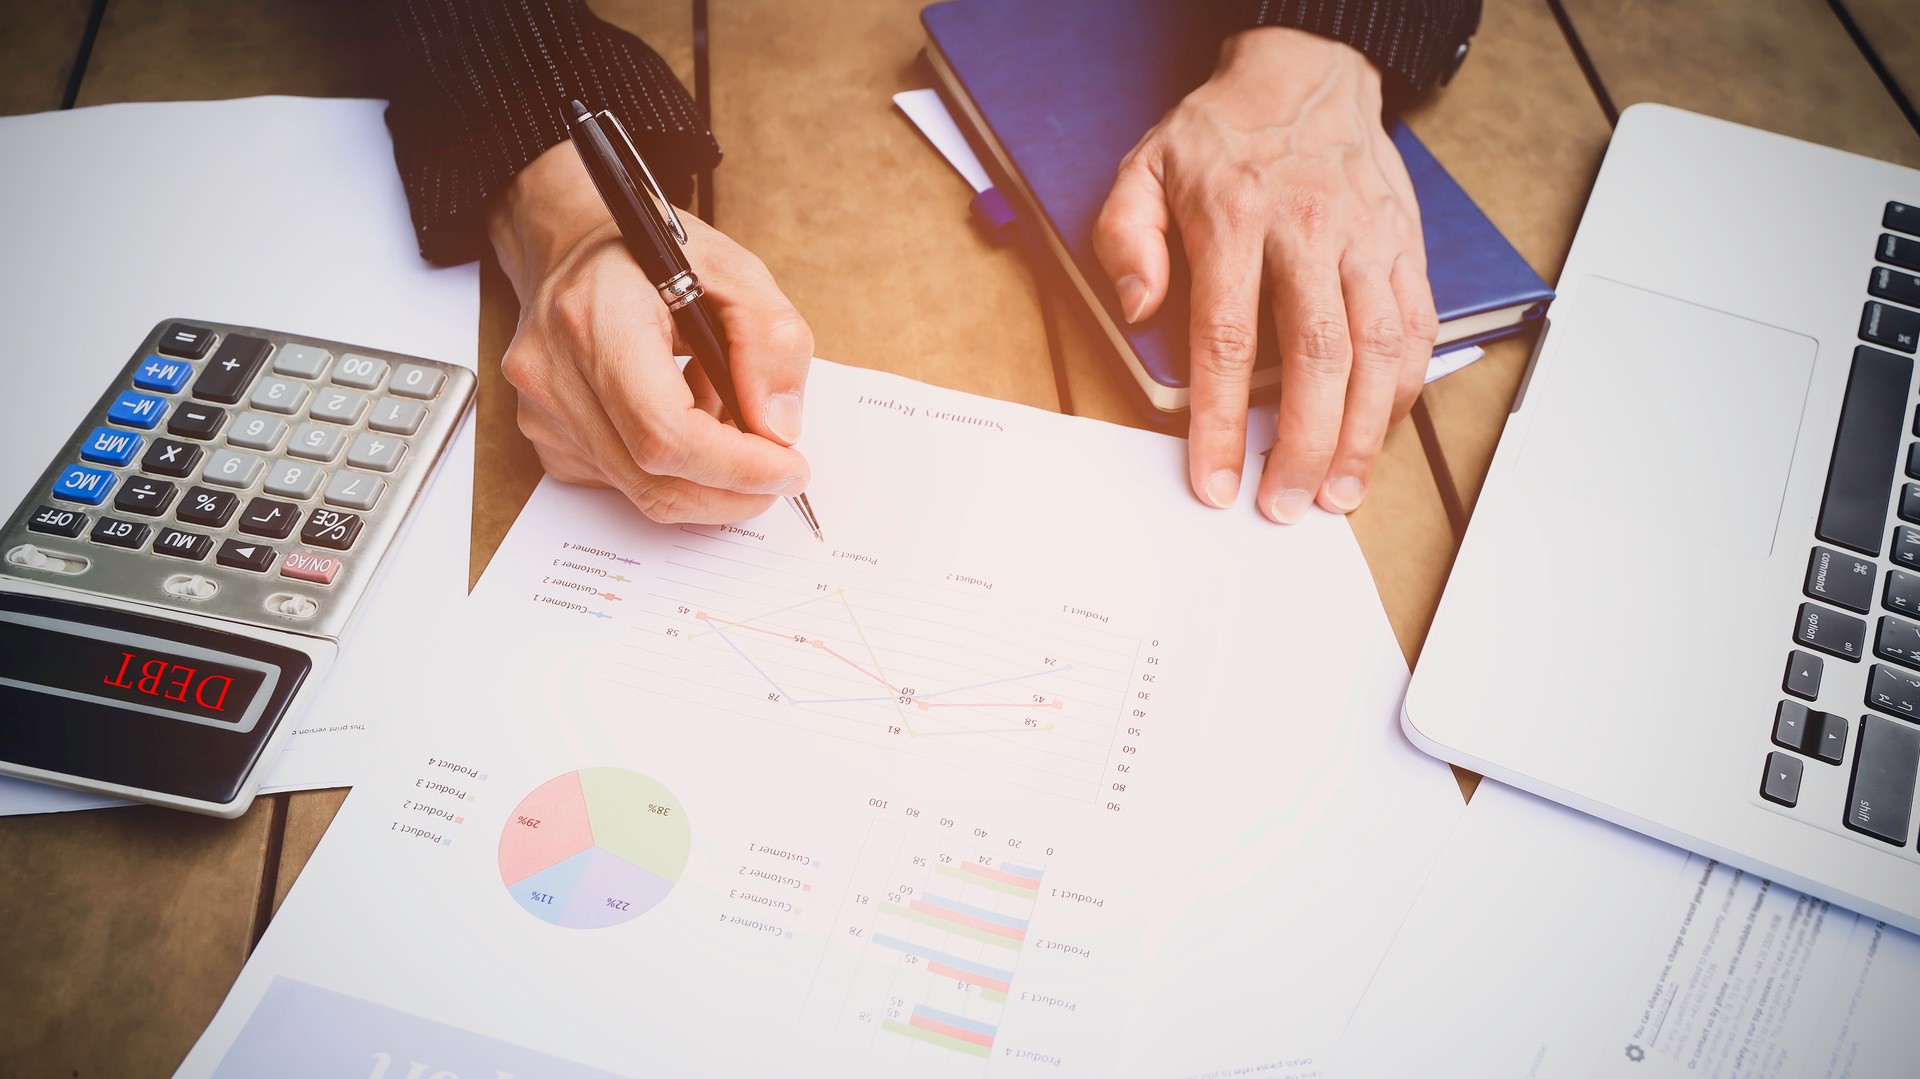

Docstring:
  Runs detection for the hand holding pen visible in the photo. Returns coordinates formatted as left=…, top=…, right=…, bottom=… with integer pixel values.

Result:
left=479, top=106, right=821, bottom=533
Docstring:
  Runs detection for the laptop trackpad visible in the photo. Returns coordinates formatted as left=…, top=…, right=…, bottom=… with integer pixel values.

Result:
left=1518, top=278, right=1817, bottom=557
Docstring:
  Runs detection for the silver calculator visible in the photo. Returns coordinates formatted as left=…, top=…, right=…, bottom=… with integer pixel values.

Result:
left=0, top=319, right=474, bottom=816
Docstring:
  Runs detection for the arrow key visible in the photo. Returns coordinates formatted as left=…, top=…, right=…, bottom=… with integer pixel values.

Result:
left=1761, top=751, right=1803, bottom=807
left=1783, top=649, right=1823, bottom=700
left=216, top=539, right=277, bottom=572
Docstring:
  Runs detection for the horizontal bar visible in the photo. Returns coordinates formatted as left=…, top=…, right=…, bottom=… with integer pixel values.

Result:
left=871, top=934, right=1014, bottom=981
left=881, top=1019, right=991, bottom=1058
left=918, top=893, right=1031, bottom=930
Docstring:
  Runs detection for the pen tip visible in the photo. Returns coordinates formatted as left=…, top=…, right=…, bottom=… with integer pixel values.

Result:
left=812, top=528, right=825, bottom=543
left=569, top=99, right=589, bottom=120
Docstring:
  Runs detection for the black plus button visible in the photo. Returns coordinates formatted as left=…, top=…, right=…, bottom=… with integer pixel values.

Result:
left=27, top=505, right=87, bottom=538
left=153, top=527, right=213, bottom=561
left=157, top=321, right=214, bottom=359
left=190, top=334, right=271, bottom=404
left=165, top=403, right=226, bottom=441
left=113, top=477, right=177, bottom=516
left=215, top=539, right=277, bottom=572
left=238, top=497, right=298, bottom=539
left=140, top=437, right=203, bottom=477
left=176, top=485, right=239, bottom=528
left=90, top=516, right=150, bottom=549
left=301, top=508, right=363, bottom=550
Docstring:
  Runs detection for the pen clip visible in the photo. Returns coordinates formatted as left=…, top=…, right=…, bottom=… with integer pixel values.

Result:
left=596, top=109, right=688, bottom=246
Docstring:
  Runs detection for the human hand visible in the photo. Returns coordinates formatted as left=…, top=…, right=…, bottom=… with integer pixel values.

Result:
left=1093, top=27, right=1437, bottom=523
left=486, top=142, right=813, bottom=523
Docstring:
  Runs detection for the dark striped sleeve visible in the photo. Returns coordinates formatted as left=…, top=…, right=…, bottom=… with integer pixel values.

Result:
left=1248, top=0, right=1482, bottom=94
left=382, top=0, right=720, bottom=266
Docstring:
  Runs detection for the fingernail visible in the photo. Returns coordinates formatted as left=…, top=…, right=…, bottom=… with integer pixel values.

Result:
left=1116, top=275, right=1149, bottom=324
left=1202, top=469, right=1240, bottom=508
left=1264, top=488, right=1312, bottom=525
left=1323, top=475, right=1366, bottom=512
left=774, top=473, right=806, bottom=496
left=764, top=392, right=804, bottom=444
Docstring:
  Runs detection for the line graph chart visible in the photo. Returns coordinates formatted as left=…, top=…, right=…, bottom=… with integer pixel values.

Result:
left=600, top=530, right=1152, bottom=802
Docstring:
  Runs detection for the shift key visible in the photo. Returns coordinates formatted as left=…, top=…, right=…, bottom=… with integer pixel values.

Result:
left=1847, top=715, right=1920, bottom=845
left=1796, top=603, right=1866, bottom=661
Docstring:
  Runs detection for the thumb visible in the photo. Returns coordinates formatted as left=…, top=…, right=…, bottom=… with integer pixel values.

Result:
left=1092, top=149, right=1172, bottom=324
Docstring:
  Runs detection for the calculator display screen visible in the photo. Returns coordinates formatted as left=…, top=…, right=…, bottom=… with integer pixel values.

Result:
left=0, top=618, right=266, bottom=724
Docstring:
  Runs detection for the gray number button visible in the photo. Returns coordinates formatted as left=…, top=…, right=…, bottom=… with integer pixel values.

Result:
left=389, top=363, right=446, bottom=399
left=264, top=460, right=326, bottom=500
left=346, top=432, right=407, bottom=472
left=332, top=353, right=389, bottom=390
left=323, top=471, right=386, bottom=511
left=204, top=449, right=266, bottom=489
left=367, top=398, right=426, bottom=435
left=288, top=421, right=346, bottom=461
left=249, top=377, right=310, bottom=415
left=310, top=387, right=369, bottom=425
left=272, top=344, right=332, bottom=379
left=227, top=411, right=288, bottom=451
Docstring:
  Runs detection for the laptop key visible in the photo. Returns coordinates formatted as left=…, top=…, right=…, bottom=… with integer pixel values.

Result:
left=1846, top=716, right=1920, bottom=845
left=1796, top=602, right=1867, bottom=661
left=1806, top=546, right=1875, bottom=612
left=1773, top=700, right=1813, bottom=753
left=1908, top=443, right=1920, bottom=481
left=1899, top=527, right=1920, bottom=570
left=1871, top=266, right=1920, bottom=308
left=1784, top=650, right=1824, bottom=700
left=1867, top=663, right=1920, bottom=720
left=1815, top=712, right=1849, bottom=765
left=1860, top=301, right=1920, bottom=353
left=1875, top=615, right=1920, bottom=669
left=1901, top=483, right=1920, bottom=526
left=1815, top=345, right=1912, bottom=556
left=1888, top=569, right=1920, bottom=616
left=1761, top=752, right=1803, bottom=807
left=1878, top=233, right=1920, bottom=273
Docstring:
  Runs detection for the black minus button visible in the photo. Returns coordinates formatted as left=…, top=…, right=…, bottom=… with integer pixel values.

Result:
left=1815, top=345, right=1913, bottom=557
left=157, top=321, right=214, bottom=359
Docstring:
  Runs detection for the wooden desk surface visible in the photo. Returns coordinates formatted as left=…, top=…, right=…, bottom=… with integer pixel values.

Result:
left=1, top=1, right=1916, bottom=1072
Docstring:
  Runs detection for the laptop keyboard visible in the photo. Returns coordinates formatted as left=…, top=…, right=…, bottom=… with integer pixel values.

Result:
left=1770, top=201, right=1920, bottom=852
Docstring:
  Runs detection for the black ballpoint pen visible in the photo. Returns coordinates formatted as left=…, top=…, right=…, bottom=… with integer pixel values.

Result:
left=565, top=99, right=823, bottom=542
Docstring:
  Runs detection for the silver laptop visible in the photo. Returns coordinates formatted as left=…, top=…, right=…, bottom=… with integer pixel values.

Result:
left=1407, top=103, right=1920, bottom=933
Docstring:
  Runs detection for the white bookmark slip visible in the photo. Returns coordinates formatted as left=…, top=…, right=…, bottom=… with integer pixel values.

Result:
left=178, top=360, right=1465, bottom=1079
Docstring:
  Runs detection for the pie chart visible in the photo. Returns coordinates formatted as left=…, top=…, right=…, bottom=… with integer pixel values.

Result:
left=498, top=767, right=691, bottom=929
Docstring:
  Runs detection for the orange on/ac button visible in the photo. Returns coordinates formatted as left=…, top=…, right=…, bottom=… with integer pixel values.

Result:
left=279, top=550, right=342, bottom=585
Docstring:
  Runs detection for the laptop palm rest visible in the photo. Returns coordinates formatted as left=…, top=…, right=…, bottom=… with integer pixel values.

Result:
left=1516, top=277, right=1817, bottom=557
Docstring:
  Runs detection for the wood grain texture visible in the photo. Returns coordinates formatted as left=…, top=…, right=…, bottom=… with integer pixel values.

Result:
left=0, top=0, right=94, bottom=115
left=1564, top=0, right=1920, bottom=167
left=1844, top=0, right=1920, bottom=113
left=704, top=0, right=1060, bottom=409
left=1399, top=0, right=1612, bottom=515
left=271, top=788, right=349, bottom=917
left=0, top=801, right=275, bottom=1075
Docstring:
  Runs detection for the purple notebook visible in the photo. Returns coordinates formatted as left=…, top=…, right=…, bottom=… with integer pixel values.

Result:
left=924, top=0, right=1552, bottom=412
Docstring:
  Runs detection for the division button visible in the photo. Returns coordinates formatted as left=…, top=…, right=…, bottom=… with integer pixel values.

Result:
left=331, top=353, right=389, bottom=390
left=309, top=387, right=370, bottom=426
left=51, top=464, right=115, bottom=506
left=26, top=505, right=86, bottom=538
left=215, top=539, right=276, bottom=572
left=1761, top=751, right=1803, bottom=808
left=203, top=449, right=265, bottom=489
left=156, top=322, right=214, bottom=359
left=263, top=460, right=326, bottom=500
left=300, top=508, right=363, bottom=550
left=1805, top=546, right=1875, bottom=613
left=272, top=343, right=332, bottom=379
left=279, top=549, right=342, bottom=585
left=153, top=527, right=213, bottom=561
left=286, top=421, right=346, bottom=462
left=367, top=397, right=426, bottom=435
left=248, top=377, right=310, bottom=415
left=389, top=363, right=446, bottom=399
left=131, top=356, right=193, bottom=394
left=79, top=426, right=143, bottom=467
left=106, top=390, right=167, bottom=430
left=89, top=516, right=149, bottom=549
left=176, top=485, right=239, bottom=528
left=1846, top=715, right=1920, bottom=845
left=113, top=477, right=177, bottom=516
left=139, top=437, right=202, bottom=478
left=323, top=471, right=384, bottom=511
left=238, top=497, right=299, bottom=539
left=1875, top=614, right=1920, bottom=669
left=165, top=403, right=226, bottom=441
left=345, top=432, right=405, bottom=472
left=191, top=334, right=271, bottom=404
left=1795, top=602, right=1867, bottom=661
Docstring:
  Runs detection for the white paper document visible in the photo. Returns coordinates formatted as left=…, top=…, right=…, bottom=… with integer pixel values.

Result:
left=1327, top=782, right=1920, bottom=1078
left=179, top=360, right=1464, bottom=1078
left=0, top=97, right=478, bottom=814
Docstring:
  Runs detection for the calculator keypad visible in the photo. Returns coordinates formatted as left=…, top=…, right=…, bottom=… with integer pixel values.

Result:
left=3, top=319, right=473, bottom=639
